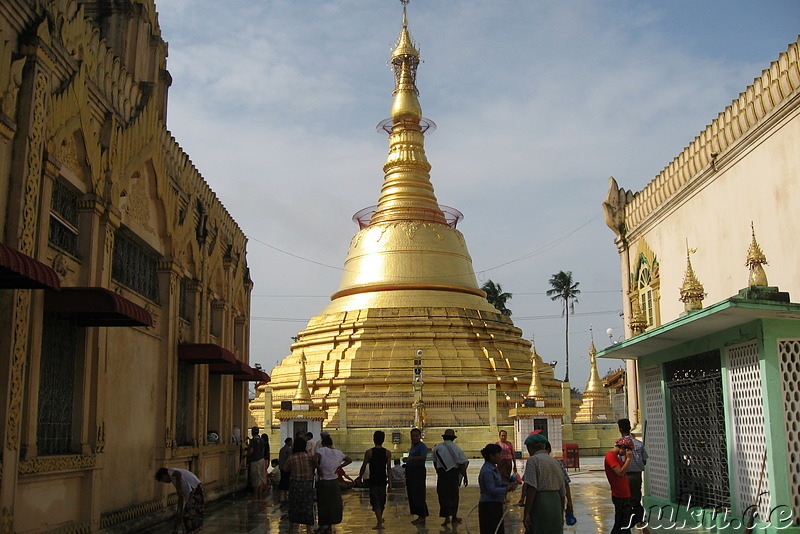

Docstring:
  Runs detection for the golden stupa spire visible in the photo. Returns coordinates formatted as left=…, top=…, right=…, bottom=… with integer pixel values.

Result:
left=585, top=329, right=604, bottom=394
left=526, top=339, right=546, bottom=402
left=293, top=351, right=313, bottom=405
left=679, top=244, right=705, bottom=311
left=746, top=222, right=769, bottom=287
left=370, top=0, right=445, bottom=226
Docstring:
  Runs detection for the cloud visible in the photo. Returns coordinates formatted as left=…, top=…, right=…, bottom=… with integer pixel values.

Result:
left=155, top=0, right=800, bottom=386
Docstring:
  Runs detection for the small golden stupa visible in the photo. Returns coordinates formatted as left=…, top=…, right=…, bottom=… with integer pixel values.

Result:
left=525, top=345, right=547, bottom=406
left=263, top=1, right=534, bottom=434
left=573, top=338, right=614, bottom=423
left=679, top=246, right=705, bottom=311
left=274, top=351, right=327, bottom=428
left=293, top=351, right=313, bottom=406
left=746, top=222, right=768, bottom=287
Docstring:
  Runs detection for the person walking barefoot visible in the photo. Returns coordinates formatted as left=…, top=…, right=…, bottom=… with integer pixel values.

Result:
left=356, top=430, right=393, bottom=530
left=402, top=428, right=429, bottom=525
left=433, top=429, right=469, bottom=526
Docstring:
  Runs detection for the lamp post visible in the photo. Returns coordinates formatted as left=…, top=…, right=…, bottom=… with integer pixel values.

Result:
left=412, top=350, right=425, bottom=431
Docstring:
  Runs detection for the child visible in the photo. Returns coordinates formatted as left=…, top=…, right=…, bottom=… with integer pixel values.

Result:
left=478, top=443, right=517, bottom=534
left=268, top=458, right=281, bottom=488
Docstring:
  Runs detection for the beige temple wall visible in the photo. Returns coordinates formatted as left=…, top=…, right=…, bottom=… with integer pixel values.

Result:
left=0, top=1, right=253, bottom=532
left=604, top=37, right=800, bottom=426
left=627, top=109, right=800, bottom=322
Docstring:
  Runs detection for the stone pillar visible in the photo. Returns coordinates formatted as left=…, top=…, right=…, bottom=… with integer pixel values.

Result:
left=488, top=383, right=498, bottom=436
left=1, top=45, right=52, bottom=533
left=263, top=386, right=273, bottom=430
left=560, top=381, right=574, bottom=443
left=627, top=359, right=640, bottom=431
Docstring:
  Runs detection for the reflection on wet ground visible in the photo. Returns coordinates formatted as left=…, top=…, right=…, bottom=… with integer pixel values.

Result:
left=145, top=457, right=622, bottom=533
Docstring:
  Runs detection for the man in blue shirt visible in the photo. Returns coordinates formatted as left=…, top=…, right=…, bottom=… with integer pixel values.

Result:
left=402, top=427, right=429, bottom=525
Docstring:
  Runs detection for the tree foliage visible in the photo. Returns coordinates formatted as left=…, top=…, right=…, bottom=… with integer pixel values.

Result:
left=482, top=279, right=513, bottom=316
left=546, top=271, right=581, bottom=382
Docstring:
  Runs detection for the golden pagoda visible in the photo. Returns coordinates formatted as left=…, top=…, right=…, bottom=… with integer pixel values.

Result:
left=261, top=2, right=535, bottom=445
left=573, top=339, right=614, bottom=423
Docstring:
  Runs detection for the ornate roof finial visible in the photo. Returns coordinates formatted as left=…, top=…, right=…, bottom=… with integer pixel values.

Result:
left=629, top=299, right=648, bottom=335
left=746, top=222, right=769, bottom=287
left=679, top=243, right=705, bottom=311
left=293, top=351, right=313, bottom=405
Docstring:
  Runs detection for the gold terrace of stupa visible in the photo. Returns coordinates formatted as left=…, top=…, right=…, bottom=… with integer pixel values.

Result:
left=254, top=3, right=563, bottom=450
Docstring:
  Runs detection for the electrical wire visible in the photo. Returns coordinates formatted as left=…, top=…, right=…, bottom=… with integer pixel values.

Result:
left=245, top=214, right=600, bottom=278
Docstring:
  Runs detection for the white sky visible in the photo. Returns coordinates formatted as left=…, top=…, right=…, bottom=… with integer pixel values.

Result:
left=154, top=0, right=800, bottom=390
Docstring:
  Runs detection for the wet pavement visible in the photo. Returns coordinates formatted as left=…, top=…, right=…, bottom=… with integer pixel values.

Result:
left=145, top=457, right=625, bottom=533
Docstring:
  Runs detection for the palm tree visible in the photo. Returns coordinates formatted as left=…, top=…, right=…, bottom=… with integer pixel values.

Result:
left=482, top=280, right=512, bottom=316
left=546, top=271, right=581, bottom=382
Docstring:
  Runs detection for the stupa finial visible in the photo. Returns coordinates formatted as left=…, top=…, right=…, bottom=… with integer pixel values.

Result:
left=368, top=0, right=445, bottom=227
left=679, top=243, right=705, bottom=311
left=746, top=222, right=769, bottom=287
left=293, top=351, right=313, bottom=405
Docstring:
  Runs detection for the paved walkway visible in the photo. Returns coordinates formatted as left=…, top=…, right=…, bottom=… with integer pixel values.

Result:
left=145, top=457, right=623, bottom=533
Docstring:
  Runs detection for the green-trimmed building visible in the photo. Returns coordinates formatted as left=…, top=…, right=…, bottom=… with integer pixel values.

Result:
left=599, top=286, right=799, bottom=532
left=600, top=35, right=800, bottom=534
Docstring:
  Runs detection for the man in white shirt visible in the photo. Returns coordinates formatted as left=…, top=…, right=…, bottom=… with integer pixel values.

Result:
left=305, top=431, right=318, bottom=455
left=433, top=429, right=469, bottom=526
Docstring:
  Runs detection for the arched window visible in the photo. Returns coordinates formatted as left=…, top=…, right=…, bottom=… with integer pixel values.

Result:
left=638, top=265, right=655, bottom=327
left=630, top=241, right=660, bottom=331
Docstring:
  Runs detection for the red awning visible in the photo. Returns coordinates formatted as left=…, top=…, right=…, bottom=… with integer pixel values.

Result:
left=44, top=287, right=153, bottom=327
left=0, top=242, right=61, bottom=290
left=232, top=363, right=270, bottom=382
left=178, top=343, right=238, bottom=365
left=209, top=358, right=244, bottom=375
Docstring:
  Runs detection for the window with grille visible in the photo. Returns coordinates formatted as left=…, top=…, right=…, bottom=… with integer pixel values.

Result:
left=665, top=350, right=730, bottom=509
left=778, top=339, right=800, bottom=526
left=179, top=279, right=192, bottom=322
left=37, top=314, right=78, bottom=455
left=49, top=180, right=79, bottom=256
left=111, top=228, right=159, bottom=303
left=210, top=302, right=223, bottom=338
left=175, top=360, right=192, bottom=446
left=642, top=365, right=669, bottom=499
